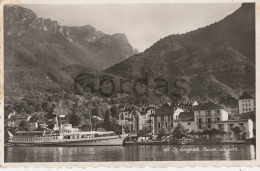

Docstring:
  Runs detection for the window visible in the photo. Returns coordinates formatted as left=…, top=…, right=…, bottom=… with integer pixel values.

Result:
left=170, top=116, right=173, bottom=121
left=199, top=125, right=202, bottom=129
left=154, top=116, right=157, bottom=121
left=161, top=116, right=164, bottom=121
left=216, top=110, right=220, bottom=113
left=188, top=122, right=190, bottom=125
left=229, top=124, right=233, bottom=129
left=207, top=118, right=211, bottom=123
left=198, top=118, right=203, bottom=124
left=165, top=123, right=168, bottom=128
left=216, top=117, right=220, bottom=121
left=158, top=123, right=161, bottom=128
left=240, top=123, right=244, bottom=126
left=207, top=110, right=211, bottom=115
left=171, top=122, right=173, bottom=128
left=208, top=125, right=211, bottom=128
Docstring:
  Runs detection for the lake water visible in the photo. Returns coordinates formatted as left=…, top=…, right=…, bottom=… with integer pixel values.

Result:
left=4, top=144, right=256, bottom=162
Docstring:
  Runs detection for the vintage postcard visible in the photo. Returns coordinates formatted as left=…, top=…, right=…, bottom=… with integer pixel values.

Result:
left=0, top=0, right=259, bottom=167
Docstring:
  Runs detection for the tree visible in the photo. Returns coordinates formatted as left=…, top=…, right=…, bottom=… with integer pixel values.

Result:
left=19, top=120, right=29, bottom=131
left=110, top=105, right=119, bottom=119
left=158, top=126, right=168, bottom=140
left=81, top=119, right=92, bottom=131
left=138, top=126, right=151, bottom=136
left=210, top=128, right=221, bottom=138
left=172, top=123, right=187, bottom=139
left=103, top=110, right=112, bottom=131
left=42, top=101, right=51, bottom=113
left=68, top=113, right=83, bottom=127
left=231, top=126, right=242, bottom=140
left=46, top=104, right=56, bottom=120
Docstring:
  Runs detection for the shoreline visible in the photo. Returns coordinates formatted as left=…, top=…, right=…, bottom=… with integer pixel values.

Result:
left=5, top=139, right=256, bottom=147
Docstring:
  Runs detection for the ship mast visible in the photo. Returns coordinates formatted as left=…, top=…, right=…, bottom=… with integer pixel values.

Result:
left=88, top=101, right=93, bottom=131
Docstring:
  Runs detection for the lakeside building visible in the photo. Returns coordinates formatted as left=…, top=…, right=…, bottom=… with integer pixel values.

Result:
left=150, top=102, right=199, bottom=134
left=194, top=102, right=229, bottom=130
left=118, top=105, right=156, bottom=132
left=226, top=106, right=239, bottom=115
left=238, top=92, right=255, bottom=114
left=213, top=119, right=254, bottom=139
left=136, top=106, right=156, bottom=131
left=176, top=112, right=195, bottom=132
left=193, top=101, right=254, bottom=140
left=118, top=105, right=135, bottom=132
left=150, top=103, right=176, bottom=134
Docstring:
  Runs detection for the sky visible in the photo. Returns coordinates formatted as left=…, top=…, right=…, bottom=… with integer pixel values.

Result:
left=23, top=3, right=241, bottom=52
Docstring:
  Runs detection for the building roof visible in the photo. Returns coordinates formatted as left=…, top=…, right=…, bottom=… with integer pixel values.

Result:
left=140, top=107, right=156, bottom=114
left=239, top=92, right=253, bottom=100
left=178, top=112, right=194, bottom=121
left=152, top=103, right=175, bottom=116
left=194, top=102, right=223, bottom=110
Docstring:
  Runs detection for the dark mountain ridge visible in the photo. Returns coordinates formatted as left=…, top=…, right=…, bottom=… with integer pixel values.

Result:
left=105, top=3, right=255, bottom=103
left=5, top=5, right=137, bottom=70
left=4, top=5, right=136, bottom=97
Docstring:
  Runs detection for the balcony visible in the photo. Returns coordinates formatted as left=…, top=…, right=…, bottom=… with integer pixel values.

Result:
left=214, top=113, right=221, bottom=116
left=196, top=121, right=204, bottom=124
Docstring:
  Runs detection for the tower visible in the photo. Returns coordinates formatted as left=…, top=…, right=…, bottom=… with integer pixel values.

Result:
left=238, top=92, right=255, bottom=114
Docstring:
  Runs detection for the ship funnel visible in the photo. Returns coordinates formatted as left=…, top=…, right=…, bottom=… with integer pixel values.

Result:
left=53, top=114, right=59, bottom=131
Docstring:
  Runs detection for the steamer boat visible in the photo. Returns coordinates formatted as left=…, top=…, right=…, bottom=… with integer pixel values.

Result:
left=8, top=116, right=128, bottom=146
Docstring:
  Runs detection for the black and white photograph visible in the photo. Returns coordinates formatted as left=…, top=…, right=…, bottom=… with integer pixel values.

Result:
left=2, top=0, right=257, bottom=164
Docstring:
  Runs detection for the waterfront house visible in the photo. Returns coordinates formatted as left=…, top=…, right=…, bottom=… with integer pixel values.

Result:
left=118, top=105, right=135, bottom=132
left=176, top=112, right=195, bottom=132
left=137, top=106, right=156, bottom=131
left=194, top=102, right=229, bottom=130
left=238, top=92, right=255, bottom=114
left=151, top=103, right=179, bottom=134
left=228, top=107, right=239, bottom=115
left=213, top=119, right=254, bottom=140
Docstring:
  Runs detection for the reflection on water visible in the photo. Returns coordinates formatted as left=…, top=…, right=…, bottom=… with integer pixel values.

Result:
left=5, top=144, right=256, bottom=162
